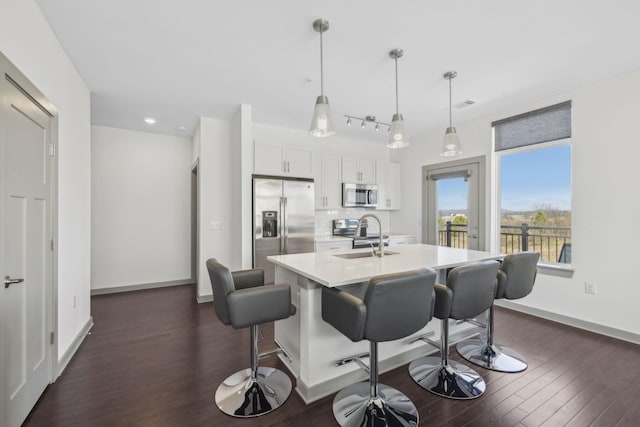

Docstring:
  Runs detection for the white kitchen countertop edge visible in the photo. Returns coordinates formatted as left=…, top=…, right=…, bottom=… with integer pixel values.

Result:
left=268, top=244, right=503, bottom=288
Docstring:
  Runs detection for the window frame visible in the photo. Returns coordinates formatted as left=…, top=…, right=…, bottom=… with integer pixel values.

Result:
left=494, top=137, right=574, bottom=277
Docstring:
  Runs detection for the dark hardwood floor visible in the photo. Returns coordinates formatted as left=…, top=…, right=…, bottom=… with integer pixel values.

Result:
left=23, top=284, right=640, bottom=427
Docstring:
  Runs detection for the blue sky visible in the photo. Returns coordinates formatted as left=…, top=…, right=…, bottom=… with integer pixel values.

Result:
left=438, top=145, right=571, bottom=211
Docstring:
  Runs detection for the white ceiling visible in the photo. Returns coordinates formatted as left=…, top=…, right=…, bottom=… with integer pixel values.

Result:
left=36, top=0, right=640, bottom=142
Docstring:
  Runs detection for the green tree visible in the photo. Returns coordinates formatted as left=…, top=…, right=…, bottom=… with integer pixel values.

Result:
left=534, top=210, right=548, bottom=226
left=452, top=214, right=467, bottom=225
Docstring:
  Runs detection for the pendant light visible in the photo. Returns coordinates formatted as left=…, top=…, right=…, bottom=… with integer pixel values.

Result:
left=387, top=49, right=410, bottom=149
left=441, top=71, right=462, bottom=156
left=309, top=19, right=335, bottom=137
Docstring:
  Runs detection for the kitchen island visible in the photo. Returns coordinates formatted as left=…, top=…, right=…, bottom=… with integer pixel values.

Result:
left=267, top=243, right=503, bottom=403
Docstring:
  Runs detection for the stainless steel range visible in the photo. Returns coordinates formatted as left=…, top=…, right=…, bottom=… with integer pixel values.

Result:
left=332, top=219, right=389, bottom=249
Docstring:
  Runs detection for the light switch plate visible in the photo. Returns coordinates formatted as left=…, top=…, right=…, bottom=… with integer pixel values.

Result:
left=585, top=281, right=597, bottom=295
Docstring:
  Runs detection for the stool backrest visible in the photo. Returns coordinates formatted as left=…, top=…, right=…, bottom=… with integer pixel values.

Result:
left=364, top=268, right=436, bottom=342
left=447, top=261, right=499, bottom=320
left=206, top=258, right=235, bottom=325
left=497, top=252, right=540, bottom=300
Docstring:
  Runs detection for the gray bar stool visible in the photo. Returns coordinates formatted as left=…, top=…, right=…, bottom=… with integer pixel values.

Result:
left=321, top=268, right=437, bottom=427
left=206, top=258, right=296, bottom=418
left=456, top=251, right=540, bottom=372
left=408, top=260, right=499, bottom=399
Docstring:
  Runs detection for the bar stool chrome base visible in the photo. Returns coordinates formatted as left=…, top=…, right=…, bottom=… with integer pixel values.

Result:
left=332, top=381, right=419, bottom=427
left=215, top=367, right=292, bottom=418
left=408, top=356, right=486, bottom=399
left=456, top=339, right=527, bottom=373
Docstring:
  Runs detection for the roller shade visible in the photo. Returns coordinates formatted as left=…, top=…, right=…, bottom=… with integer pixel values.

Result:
left=428, top=169, right=471, bottom=181
left=493, top=101, right=571, bottom=151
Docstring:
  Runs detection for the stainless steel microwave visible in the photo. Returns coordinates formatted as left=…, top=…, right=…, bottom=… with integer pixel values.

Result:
left=342, top=183, right=378, bottom=208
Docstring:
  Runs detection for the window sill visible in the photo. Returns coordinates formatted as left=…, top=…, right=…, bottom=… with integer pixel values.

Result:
left=537, top=263, right=574, bottom=278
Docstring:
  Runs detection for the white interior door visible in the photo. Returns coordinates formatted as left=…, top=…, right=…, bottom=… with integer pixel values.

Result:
left=423, top=157, right=486, bottom=251
left=1, top=77, right=54, bottom=427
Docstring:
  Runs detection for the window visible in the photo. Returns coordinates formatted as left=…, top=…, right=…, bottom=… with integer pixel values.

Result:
left=493, top=102, right=572, bottom=265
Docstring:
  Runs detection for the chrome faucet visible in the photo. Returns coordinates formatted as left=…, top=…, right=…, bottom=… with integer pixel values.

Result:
left=355, top=213, right=384, bottom=257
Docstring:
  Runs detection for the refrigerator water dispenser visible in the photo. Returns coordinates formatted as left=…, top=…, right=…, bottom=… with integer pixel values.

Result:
left=262, top=211, right=278, bottom=237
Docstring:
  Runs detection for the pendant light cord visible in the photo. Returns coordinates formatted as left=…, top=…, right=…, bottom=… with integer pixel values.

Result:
left=395, top=57, right=399, bottom=115
left=320, top=28, right=324, bottom=96
left=449, top=76, right=452, bottom=127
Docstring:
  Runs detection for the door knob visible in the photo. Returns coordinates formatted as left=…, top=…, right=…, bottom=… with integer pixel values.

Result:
left=4, top=276, right=24, bottom=289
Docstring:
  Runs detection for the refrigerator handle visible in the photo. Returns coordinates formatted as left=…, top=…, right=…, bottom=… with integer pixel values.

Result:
left=279, top=197, right=285, bottom=253
left=283, top=196, right=288, bottom=253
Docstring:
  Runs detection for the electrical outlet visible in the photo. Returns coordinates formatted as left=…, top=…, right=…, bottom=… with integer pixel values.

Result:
left=585, top=282, right=597, bottom=295
left=210, top=221, right=222, bottom=230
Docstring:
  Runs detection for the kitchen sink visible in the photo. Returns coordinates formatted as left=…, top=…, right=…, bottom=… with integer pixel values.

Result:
left=333, top=251, right=398, bottom=259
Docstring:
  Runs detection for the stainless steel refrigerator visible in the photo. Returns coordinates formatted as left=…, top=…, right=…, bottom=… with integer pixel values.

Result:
left=253, top=176, right=315, bottom=284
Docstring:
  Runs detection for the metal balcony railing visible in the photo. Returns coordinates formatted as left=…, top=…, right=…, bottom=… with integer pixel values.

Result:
left=438, top=222, right=571, bottom=264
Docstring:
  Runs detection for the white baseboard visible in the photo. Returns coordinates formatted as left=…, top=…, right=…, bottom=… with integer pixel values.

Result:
left=496, top=300, right=640, bottom=345
left=197, top=293, right=213, bottom=303
left=56, top=316, right=94, bottom=379
left=91, top=279, right=194, bottom=295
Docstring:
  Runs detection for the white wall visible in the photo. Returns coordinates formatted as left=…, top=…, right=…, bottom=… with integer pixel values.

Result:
left=393, top=68, right=640, bottom=338
left=0, top=0, right=92, bottom=362
left=195, top=117, right=234, bottom=298
left=91, top=126, right=192, bottom=290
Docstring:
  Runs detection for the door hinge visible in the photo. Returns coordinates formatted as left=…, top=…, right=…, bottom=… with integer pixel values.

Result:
left=50, top=238, right=55, bottom=251
left=50, top=332, right=55, bottom=345
left=48, top=144, right=56, bottom=156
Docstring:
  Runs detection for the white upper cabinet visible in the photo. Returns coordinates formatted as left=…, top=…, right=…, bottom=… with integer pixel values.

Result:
left=314, top=154, right=342, bottom=209
left=254, top=143, right=313, bottom=178
left=342, top=158, right=376, bottom=184
left=376, top=162, right=401, bottom=210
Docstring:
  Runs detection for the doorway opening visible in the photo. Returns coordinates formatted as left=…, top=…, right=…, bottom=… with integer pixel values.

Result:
left=423, top=156, right=486, bottom=250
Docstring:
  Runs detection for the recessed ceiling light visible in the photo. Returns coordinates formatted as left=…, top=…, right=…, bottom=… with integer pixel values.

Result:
left=144, top=117, right=156, bottom=124
left=176, top=126, right=186, bottom=131
left=454, top=99, right=477, bottom=109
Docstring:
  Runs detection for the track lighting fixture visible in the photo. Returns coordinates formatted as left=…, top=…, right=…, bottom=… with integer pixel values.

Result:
left=343, top=115, right=390, bottom=133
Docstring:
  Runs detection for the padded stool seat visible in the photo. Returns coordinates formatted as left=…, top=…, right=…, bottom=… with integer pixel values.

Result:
left=322, top=268, right=437, bottom=427
left=409, top=260, right=499, bottom=399
left=206, top=258, right=296, bottom=418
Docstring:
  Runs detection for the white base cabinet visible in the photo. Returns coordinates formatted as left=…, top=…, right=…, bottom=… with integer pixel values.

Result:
left=315, top=240, right=352, bottom=252
left=388, top=236, right=415, bottom=246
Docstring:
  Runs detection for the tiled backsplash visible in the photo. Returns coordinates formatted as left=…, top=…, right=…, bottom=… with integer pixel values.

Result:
left=315, top=209, right=391, bottom=236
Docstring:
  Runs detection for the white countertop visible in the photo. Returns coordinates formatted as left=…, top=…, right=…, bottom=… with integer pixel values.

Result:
left=268, top=243, right=503, bottom=287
